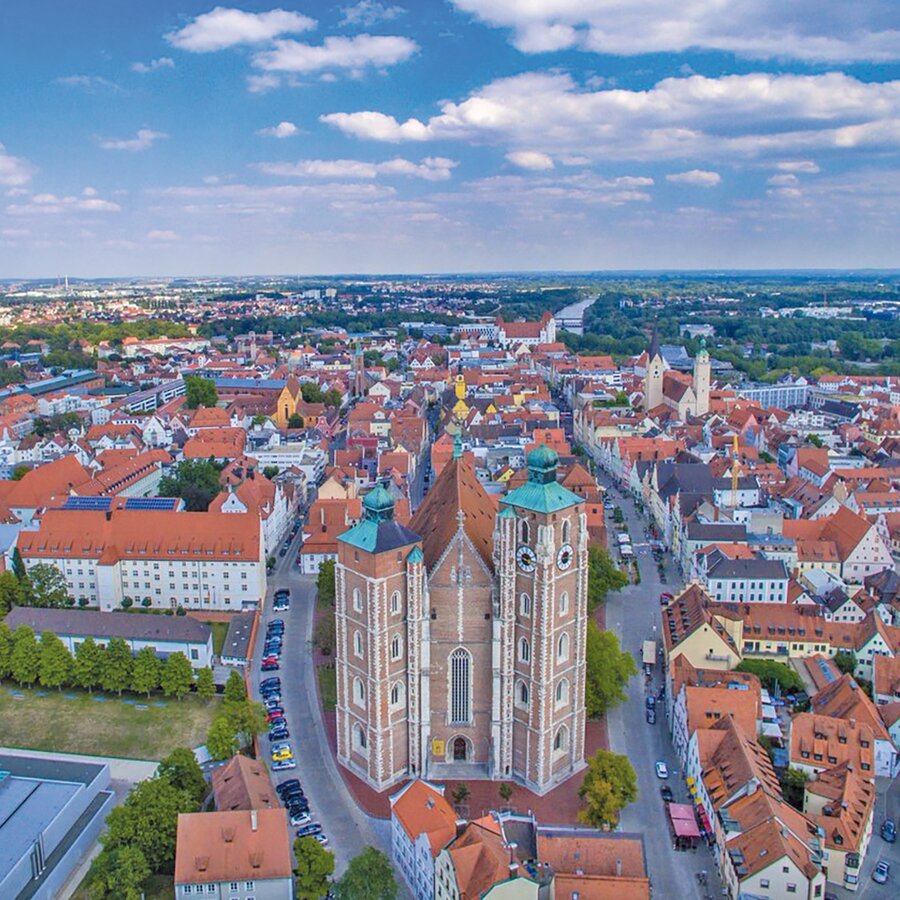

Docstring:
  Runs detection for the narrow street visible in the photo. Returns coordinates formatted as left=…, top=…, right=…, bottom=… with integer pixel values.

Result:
left=250, top=530, right=392, bottom=877
left=598, top=472, right=726, bottom=900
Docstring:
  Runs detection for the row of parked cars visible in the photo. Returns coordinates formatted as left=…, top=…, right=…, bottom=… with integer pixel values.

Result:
left=275, top=778, right=329, bottom=845
left=259, top=675, right=296, bottom=773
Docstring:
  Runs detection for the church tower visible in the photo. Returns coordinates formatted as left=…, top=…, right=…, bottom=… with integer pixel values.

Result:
left=693, top=337, right=711, bottom=416
left=351, top=341, right=366, bottom=400
left=498, top=445, right=588, bottom=793
left=643, top=323, right=664, bottom=411
left=335, top=485, right=422, bottom=790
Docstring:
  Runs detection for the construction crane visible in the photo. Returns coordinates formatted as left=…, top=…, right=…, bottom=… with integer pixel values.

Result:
left=732, top=433, right=740, bottom=508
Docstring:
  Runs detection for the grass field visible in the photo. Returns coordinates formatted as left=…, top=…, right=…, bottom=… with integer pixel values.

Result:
left=0, top=682, right=220, bottom=760
left=318, top=664, right=336, bottom=712
left=210, top=620, right=229, bottom=656
left=73, top=872, right=174, bottom=900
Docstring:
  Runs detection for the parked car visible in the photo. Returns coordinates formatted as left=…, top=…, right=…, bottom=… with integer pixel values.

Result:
left=290, top=812, right=312, bottom=827
left=272, top=747, right=293, bottom=762
left=268, top=728, right=290, bottom=742
left=272, top=759, right=296, bottom=771
left=260, top=677, right=281, bottom=689
left=872, top=861, right=890, bottom=884
left=266, top=709, right=285, bottom=722
left=296, top=823, right=323, bottom=838
left=882, top=819, right=897, bottom=842
left=278, top=547, right=287, bottom=557
left=261, top=661, right=279, bottom=672
left=313, top=834, right=330, bottom=846
left=646, top=708, right=656, bottom=725
left=276, top=779, right=301, bottom=794
left=645, top=695, right=656, bottom=710
left=660, top=786, right=674, bottom=802
left=655, top=761, right=669, bottom=779
left=288, top=799, right=310, bottom=815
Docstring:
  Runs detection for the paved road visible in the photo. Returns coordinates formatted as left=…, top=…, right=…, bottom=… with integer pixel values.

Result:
left=843, top=776, right=900, bottom=899
left=251, top=529, right=392, bottom=877
left=598, top=474, right=725, bottom=900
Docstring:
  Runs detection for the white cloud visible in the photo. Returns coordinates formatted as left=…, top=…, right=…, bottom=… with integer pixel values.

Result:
left=666, top=169, right=721, bottom=187
left=0, top=144, right=36, bottom=187
left=322, top=70, right=900, bottom=163
left=775, top=160, right=821, bottom=173
left=340, top=2, right=405, bottom=28
left=131, top=57, right=175, bottom=74
left=166, top=6, right=316, bottom=52
left=451, top=1, right=900, bottom=62
left=506, top=150, right=554, bottom=171
left=258, top=121, right=300, bottom=138
left=255, top=156, right=457, bottom=181
left=253, top=34, right=418, bottom=73
left=146, top=229, right=178, bottom=241
left=767, top=173, right=799, bottom=186
left=247, top=73, right=282, bottom=93
left=6, top=191, right=121, bottom=215
left=98, top=129, right=168, bottom=152
left=54, top=75, right=120, bottom=91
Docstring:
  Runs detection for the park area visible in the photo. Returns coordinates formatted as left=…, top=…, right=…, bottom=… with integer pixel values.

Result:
left=0, top=683, right=220, bottom=759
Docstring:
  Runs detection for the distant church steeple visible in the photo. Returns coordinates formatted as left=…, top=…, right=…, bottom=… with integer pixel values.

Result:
left=643, top=322, right=664, bottom=411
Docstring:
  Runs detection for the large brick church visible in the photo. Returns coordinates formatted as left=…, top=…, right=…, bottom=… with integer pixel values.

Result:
left=333, top=440, right=589, bottom=794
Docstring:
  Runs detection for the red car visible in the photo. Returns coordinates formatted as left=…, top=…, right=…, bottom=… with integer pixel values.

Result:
left=266, top=710, right=284, bottom=723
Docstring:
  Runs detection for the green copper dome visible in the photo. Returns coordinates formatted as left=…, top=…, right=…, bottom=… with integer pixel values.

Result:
left=363, top=484, right=395, bottom=521
left=527, top=444, right=559, bottom=484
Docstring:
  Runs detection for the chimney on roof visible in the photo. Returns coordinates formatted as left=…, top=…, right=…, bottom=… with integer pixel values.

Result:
left=105, top=509, right=112, bottom=521
left=616, top=858, right=623, bottom=877
left=251, top=809, right=258, bottom=832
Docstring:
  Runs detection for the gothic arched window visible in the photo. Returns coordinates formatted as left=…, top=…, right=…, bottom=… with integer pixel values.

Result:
left=449, top=648, right=471, bottom=725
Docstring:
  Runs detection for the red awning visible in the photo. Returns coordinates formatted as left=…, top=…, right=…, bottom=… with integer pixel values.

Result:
left=668, top=803, right=701, bottom=838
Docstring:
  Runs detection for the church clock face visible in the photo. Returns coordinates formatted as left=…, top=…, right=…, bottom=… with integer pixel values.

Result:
left=516, top=545, right=536, bottom=573
left=556, top=543, right=574, bottom=571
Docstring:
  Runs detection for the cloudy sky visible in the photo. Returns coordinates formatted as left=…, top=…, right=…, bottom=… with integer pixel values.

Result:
left=1, top=1, right=899, bottom=276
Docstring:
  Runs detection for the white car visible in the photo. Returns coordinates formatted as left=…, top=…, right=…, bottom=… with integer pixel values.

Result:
left=655, top=761, right=669, bottom=779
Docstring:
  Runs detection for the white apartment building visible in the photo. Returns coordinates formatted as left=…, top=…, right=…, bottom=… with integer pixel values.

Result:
left=17, top=508, right=266, bottom=612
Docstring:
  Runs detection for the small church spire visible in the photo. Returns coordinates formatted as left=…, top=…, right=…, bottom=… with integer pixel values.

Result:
left=452, top=429, right=463, bottom=460
left=648, top=321, right=661, bottom=361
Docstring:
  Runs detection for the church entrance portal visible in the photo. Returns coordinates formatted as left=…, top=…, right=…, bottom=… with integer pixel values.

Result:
left=452, top=737, right=468, bottom=761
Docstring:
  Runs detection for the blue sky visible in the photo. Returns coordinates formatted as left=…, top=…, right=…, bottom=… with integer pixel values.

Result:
left=1, top=1, right=899, bottom=276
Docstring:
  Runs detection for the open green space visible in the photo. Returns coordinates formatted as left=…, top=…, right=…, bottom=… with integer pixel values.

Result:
left=73, top=872, right=174, bottom=900
left=0, top=682, right=220, bottom=759
left=318, top=664, right=336, bottom=712
left=209, top=620, right=229, bottom=656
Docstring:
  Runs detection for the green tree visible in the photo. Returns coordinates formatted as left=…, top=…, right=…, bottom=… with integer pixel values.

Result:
left=317, top=559, right=336, bottom=607
left=324, top=387, right=343, bottom=408
left=72, top=636, right=104, bottom=692
left=0, top=621, right=13, bottom=679
left=11, top=463, right=29, bottom=480
left=205, top=713, right=240, bottom=761
left=333, top=847, right=397, bottom=900
left=833, top=650, right=857, bottom=676
left=38, top=630, right=72, bottom=690
left=452, top=783, right=470, bottom=805
left=158, top=748, right=207, bottom=805
left=10, top=624, right=40, bottom=686
left=195, top=666, right=216, bottom=702
left=159, top=458, right=224, bottom=512
left=498, top=782, right=513, bottom=803
left=160, top=652, right=193, bottom=700
left=0, top=570, right=21, bottom=616
left=585, top=621, right=637, bottom=718
left=578, top=749, right=638, bottom=829
left=224, top=668, right=247, bottom=703
left=21, top=563, right=70, bottom=607
left=314, top=612, right=335, bottom=656
left=587, top=546, right=627, bottom=611
left=294, top=836, right=336, bottom=900
left=263, top=465, right=279, bottom=479
left=780, top=767, right=808, bottom=811
left=101, top=637, right=133, bottom=695
left=735, top=659, right=803, bottom=694
left=131, top=646, right=162, bottom=697
left=300, top=382, right=325, bottom=403
left=184, top=375, right=218, bottom=409
left=226, top=698, right=268, bottom=748
left=287, top=413, right=304, bottom=429
left=11, top=547, right=26, bottom=580
left=102, top=776, right=198, bottom=873
left=88, top=845, right=150, bottom=900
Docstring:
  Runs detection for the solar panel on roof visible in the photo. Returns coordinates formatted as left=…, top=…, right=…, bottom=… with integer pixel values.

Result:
left=124, top=497, right=179, bottom=511
left=816, top=658, right=838, bottom=684
left=62, top=496, right=112, bottom=511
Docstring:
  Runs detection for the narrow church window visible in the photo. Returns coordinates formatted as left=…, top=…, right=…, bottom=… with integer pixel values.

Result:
left=353, top=723, right=367, bottom=751
left=553, top=724, right=569, bottom=753
left=519, top=592, right=531, bottom=616
left=557, top=632, right=569, bottom=661
left=516, top=680, right=529, bottom=706
left=390, top=681, right=404, bottom=707
left=519, top=518, right=530, bottom=544
left=449, top=648, right=471, bottom=725
left=352, top=588, right=362, bottom=612
left=354, top=631, right=363, bottom=657
left=391, top=590, right=401, bottom=614
left=556, top=678, right=569, bottom=707
left=391, top=635, right=402, bottom=660
left=561, top=519, right=571, bottom=544
left=353, top=677, right=366, bottom=708
left=559, top=591, right=569, bottom=614
left=519, top=638, right=531, bottom=663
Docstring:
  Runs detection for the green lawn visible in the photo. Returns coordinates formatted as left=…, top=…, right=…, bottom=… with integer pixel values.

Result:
left=318, top=664, right=336, bottom=712
left=210, top=620, right=229, bottom=656
left=0, top=683, right=220, bottom=760
left=73, top=872, right=173, bottom=900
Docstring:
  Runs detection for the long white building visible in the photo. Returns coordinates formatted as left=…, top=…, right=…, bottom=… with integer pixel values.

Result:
left=17, top=508, right=266, bottom=612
